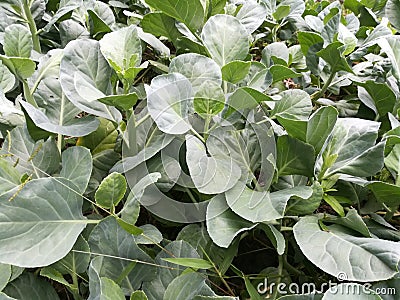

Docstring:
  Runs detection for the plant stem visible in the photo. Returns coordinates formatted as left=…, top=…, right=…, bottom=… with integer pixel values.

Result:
left=23, top=0, right=41, bottom=53
left=70, top=259, right=82, bottom=300
left=57, top=133, right=63, bottom=154
left=311, top=71, right=336, bottom=101
left=190, top=128, right=206, bottom=143
left=22, top=80, right=38, bottom=107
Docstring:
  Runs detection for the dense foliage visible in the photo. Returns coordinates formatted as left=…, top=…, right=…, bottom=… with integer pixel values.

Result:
left=0, top=0, right=400, bottom=299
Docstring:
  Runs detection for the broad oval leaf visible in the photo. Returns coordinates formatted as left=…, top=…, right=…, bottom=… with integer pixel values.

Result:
left=294, top=216, right=400, bottom=282
left=99, top=25, right=142, bottom=79
left=60, top=39, right=122, bottom=122
left=186, top=134, right=241, bottom=194
left=3, top=24, right=32, bottom=58
left=20, top=100, right=99, bottom=137
left=201, top=14, right=249, bottom=66
left=3, top=273, right=59, bottom=300
left=206, top=194, right=256, bottom=248
left=169, top=53, right=222, bottom=92
left=147, top=73, right=192, bottom=135
left=144, top=0, right=205, bottom=31
left=60, top=146, right=93, bottom=194
left=95, top=172, right=127, bottom=208
left=236, top=0, right=268, bottom=34
left=315, top=118, right=384, bottom=179
left=0, top=177, right=87, bottom=267
left=225, top=183, right=313, bottom=223
left=271, top=89, right=313, bottom=121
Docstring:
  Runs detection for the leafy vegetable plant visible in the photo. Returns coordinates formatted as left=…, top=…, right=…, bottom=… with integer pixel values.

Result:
left=0, top=0, right=400, bottom=299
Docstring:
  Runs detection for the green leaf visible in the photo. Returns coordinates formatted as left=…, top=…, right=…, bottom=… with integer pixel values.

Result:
left=236, top=0, right=268, bottom=34
left=244, top=277, right=263, bottom=300
left=260, top=224, right=285, bottom=255
left=323, top=194, right=345, bottom=217
left=77, top=118, right=118, bottom=154
left=88, top=257, right=125, bottom=300
left=131, top=291, right=148, bottom=300
left=276, top=135, right=315, bottom=177
left=60, top=146, right=93, bottom=194
left=3, top=273, right=59, bottom=300
left=324, top=209, right=371, bottom=237
left=20, top=100, right=99, bottom=137
left=87, top=6, right=113, bottom=38
left=356, top=81, right=396, bottom=117
left=116, top=218, right=144, bottom=236
left=322, top=283, right=382, bottom=299
left=164, top=272, right=215, bottom=300
left=201, top=14, right=249, bottom=66
left=40, top=267, right=74, bottom=289
left=0, top=177, right=87, bottom=267
left=120, top=173, right=161, bottom=224
left=367, top=182, right=400, bottom=208
left=271, top=90, right=313, bottom=121
left=134, top=224, right=162, bottom=244
left=100, top=277, right=125, bottom=300
left=3, top=24, right=32, bottom=58
left=221, top=61, right=251, bottom=84
left=286, top=181, right=323, bottom=216
left=0, top=61, right=15, bottom=93
left=294, top=216, right=400, bottom=281
left=206, top=194, right=258, bottom=248
left=43, top=0, right=83, bottom=32
left=169, top=53, right=222, bottom=92
left=0, top=56, right=36, bottom=80
left=161, top=258, right=213, bottom=269
left=378, top=36, right=400, bottom=82
left=273, top=5, right=290, bottom=21
left=228, top=87, right=272, bottom=111
left=317, top=41, right=353, bottom=73
left=99, top=25, right=142, bottom=81
left=385, top=143, right=400, bottom=179
left=226, top=182, right=313, bottom=223
left=176, top=224, right=239, bottom=274
left=60, top=39, right=121, bottom=123
left=147, top=73, right=192, bottom=134
left=142, top=241, right=202, bottom=299
left=112, top=132, right=174, bottom=174
left=297, top=31, right=324, bottom=74
left=144, top=0, right=205, bottom=31
left=98, top=94, right=140, bottom=112
left=0, top=264, right=11, bottom=291
left=269, top=65, right=302, bottom=84
left=95, top=172, right=127, bottom=209
left=306, top=106, right=338, bottom=155
left=0, top=158, right=21, bottom=197
left=2, top=126, right=60, bottom=178
left=186, top=134, right=241, bottom=194
left=194, top=80, right=225, bottom=117
left=316, top=118, right=384, bottom=179
left=0, top=292, right=17, bottom=300
left=386, top=0, right=400, bottom=32
left=88, top=217, right=156, bottom=294
left=141, top=12, right=181, bottom=42
left=50, top=235, right=91, bottom=275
